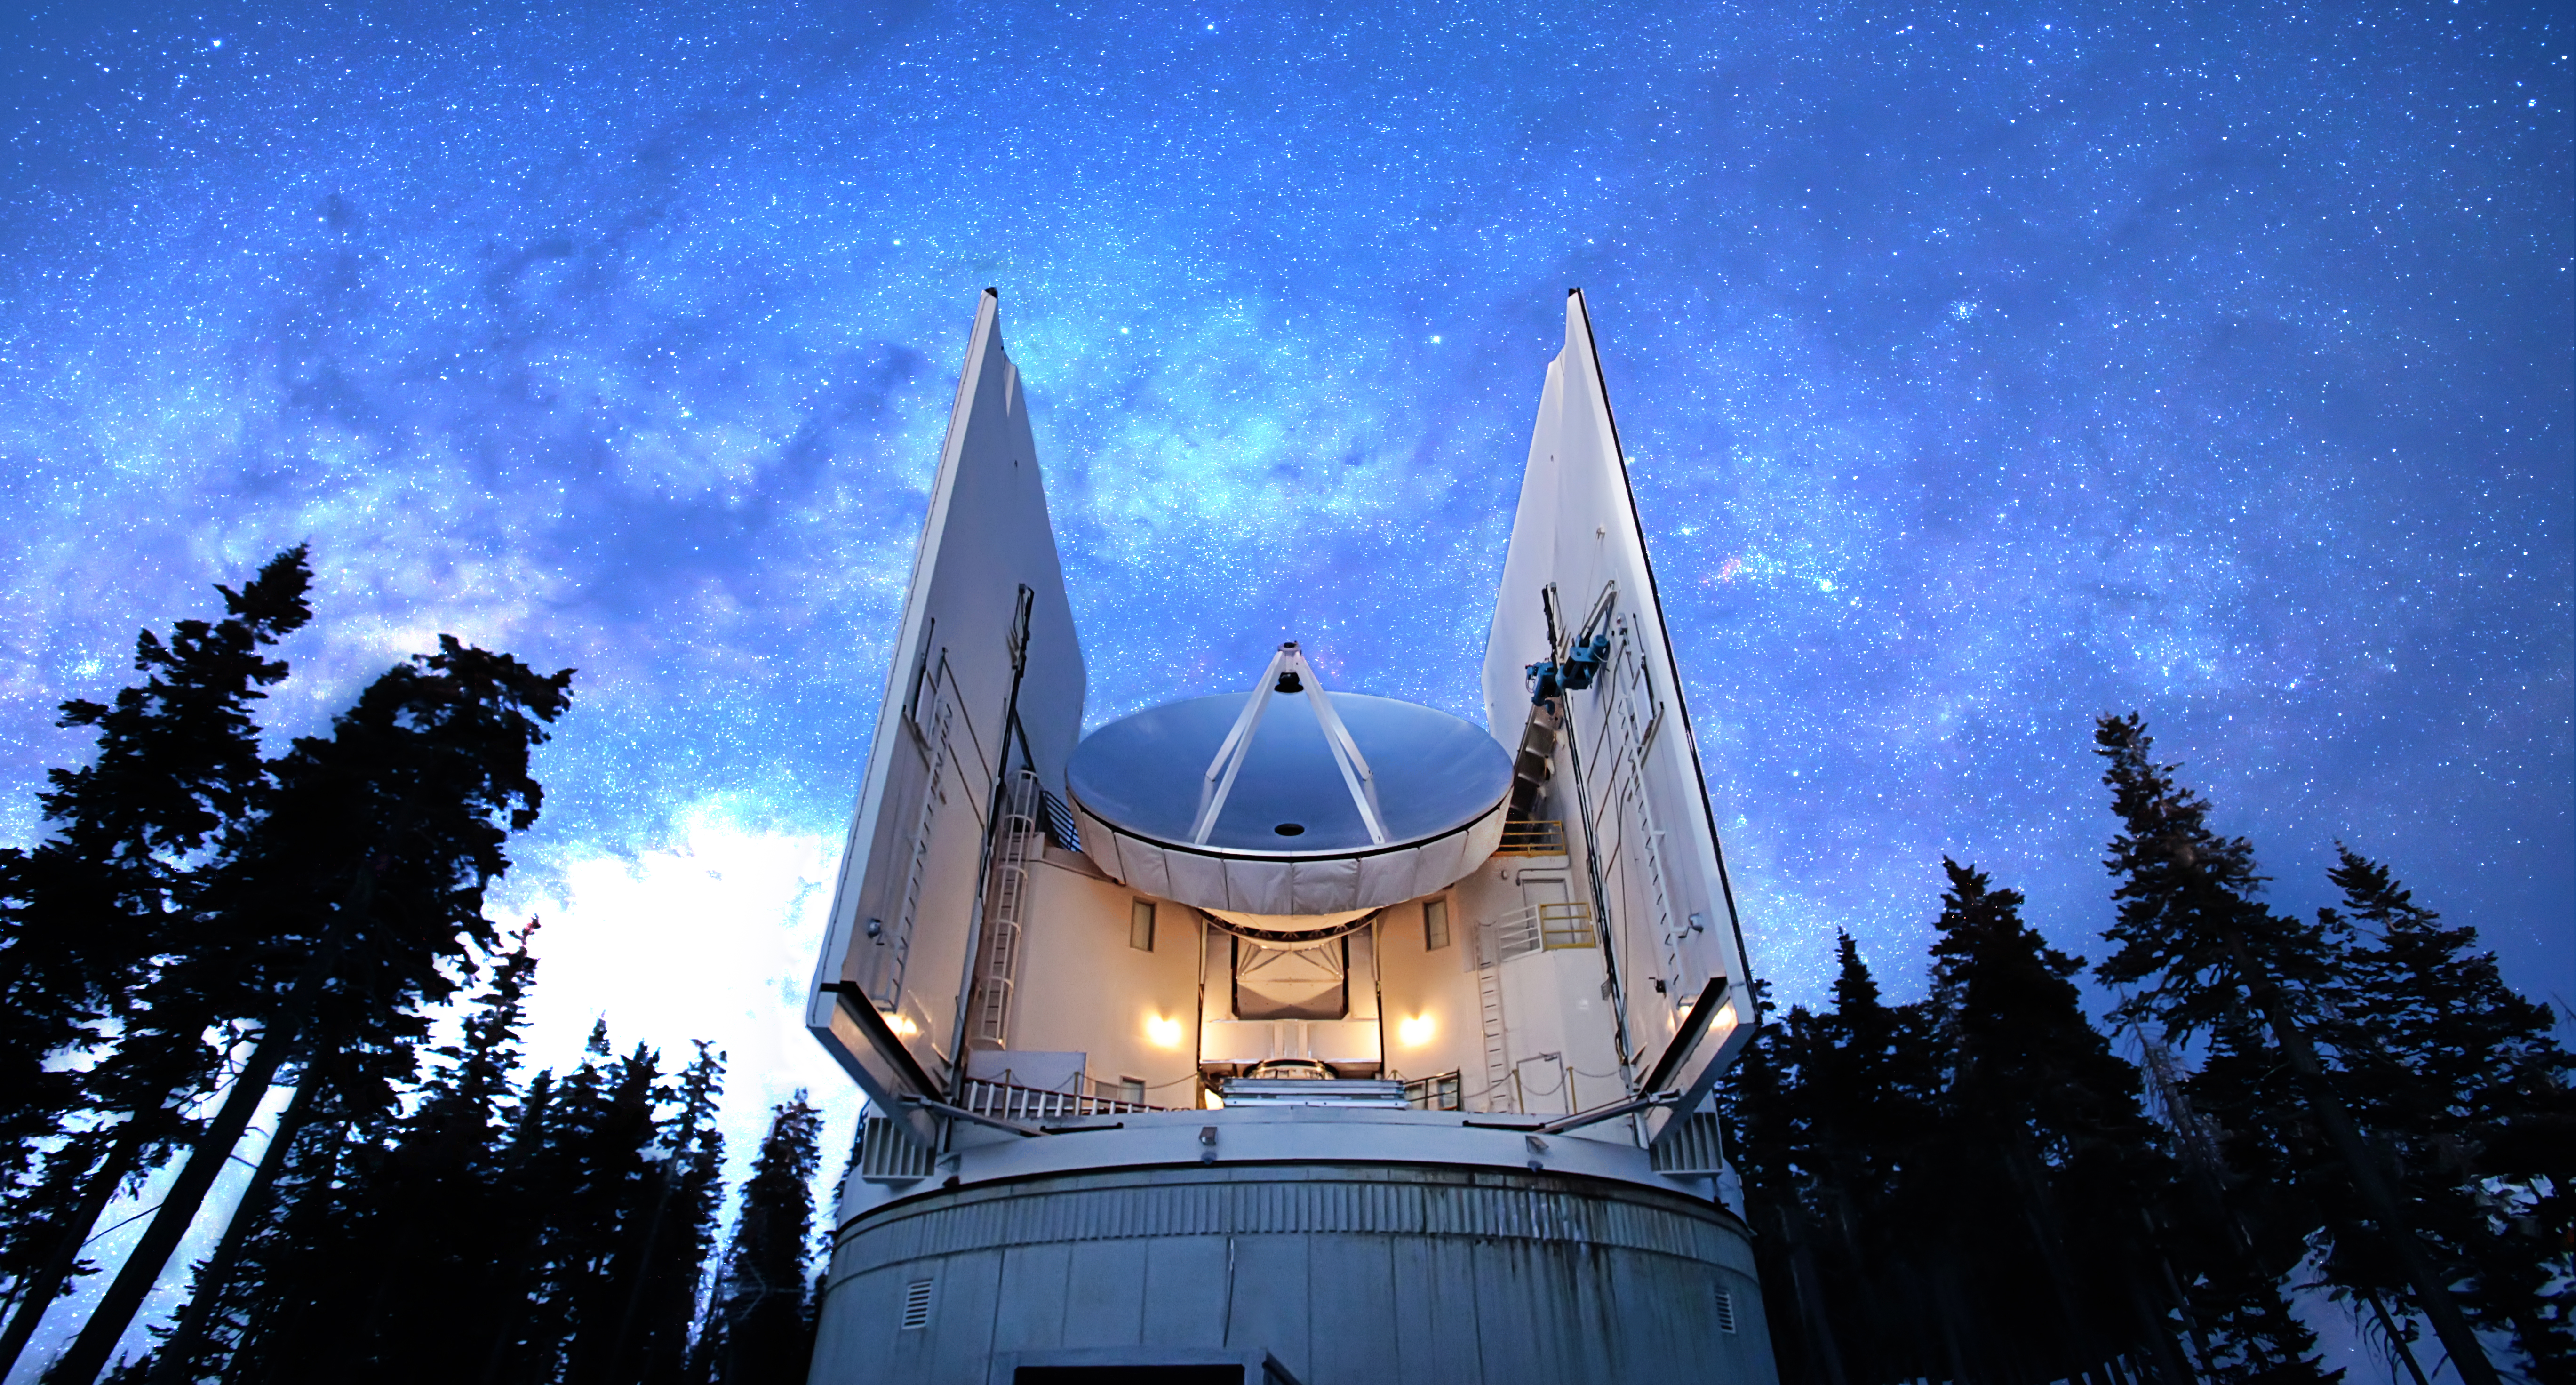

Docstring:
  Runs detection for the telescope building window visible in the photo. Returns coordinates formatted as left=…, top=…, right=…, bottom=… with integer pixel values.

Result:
left=1129, top=899, right=1156, bottom=952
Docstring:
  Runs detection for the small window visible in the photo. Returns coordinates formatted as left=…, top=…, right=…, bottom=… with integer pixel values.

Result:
left=1129, top=900, right=1156, bottom=952
left=1713, top=1286, right=1737, bottom=1334
left=901, top=1278, right=933, bottom=1331
left=1423, top=897, right=1451, bottom=951
left=1117, top=1076, right=1147, bottom=1105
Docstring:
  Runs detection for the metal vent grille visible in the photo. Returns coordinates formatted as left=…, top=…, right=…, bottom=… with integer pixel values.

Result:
left=857, top=1115, right=937, bottom=1185
left=901, top=1279, right=933, bottom=1331
left=1650, top=1111, right=1726, bottom=1176
left=1714, top=1287, right=1737, bottom=1334
left=1038, top=789, right=1083, bottom=851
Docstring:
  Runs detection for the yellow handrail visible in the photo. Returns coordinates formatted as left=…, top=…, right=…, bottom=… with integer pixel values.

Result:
left=1494, top=819, right=1567, bottom=856
left=1537, top=901, right=1596, bottom=950
left=1489, top=900, right=1597, bottom=959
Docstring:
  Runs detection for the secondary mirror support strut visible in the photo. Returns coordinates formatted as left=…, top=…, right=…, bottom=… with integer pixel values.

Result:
left=1189, top=642, right=1389, bottom=846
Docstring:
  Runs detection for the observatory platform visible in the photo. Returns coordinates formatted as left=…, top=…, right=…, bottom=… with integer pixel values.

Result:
left=805, top=290, right=1775, bottom=1385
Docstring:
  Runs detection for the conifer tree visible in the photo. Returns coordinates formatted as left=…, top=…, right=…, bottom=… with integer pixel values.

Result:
left=537, top=1027, right=669, bottom=1384
left=1720, top=979, right=1854, bottom=1385
left=1923, top=858, right=2193, bottom=1383
left=465, top=1023, right=638, bottom=1384
left=1812, top=934, right=1948, bottom=1384
left=606, top=1041, right=728, bottom=1385
left=2092, top=713, right=2491, bottom=1385
left=48, top=637, right=573, bottom=1385
left=1735, top=937, right=1946, bottom=1385
left=2172, top=1008, right=2342, bottom=1385
left=0, top=549, right=312, bottom=1375
left=423, top=1022, right=714, bottom=1385
left=469, top=1067, right=566, bottom=1383
left=213, top=1013, right=720, bottom=1385
left=2321, top=848, right=2576, bottom=1372
left=699, top=1095, right=824, bottom=1385
left=183, top=924, right=546, bottom=1384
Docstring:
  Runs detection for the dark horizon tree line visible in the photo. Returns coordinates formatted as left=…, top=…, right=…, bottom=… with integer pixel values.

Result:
left=4, top=547, right=2566, bottom=1385
left=0, top=549, right=840, bottom=1385
left=1723, top=715, right=2573, bottom=1385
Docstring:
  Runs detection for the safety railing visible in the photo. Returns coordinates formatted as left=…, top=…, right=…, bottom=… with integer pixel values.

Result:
left=1492, top=819, right=1568, bottom=857
left=954, top=1076, right=1167, bottom=1121
left=1486, top=900, right=1597, bottom=962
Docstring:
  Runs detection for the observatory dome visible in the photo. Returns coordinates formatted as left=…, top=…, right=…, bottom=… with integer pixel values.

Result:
left=1067, top=656, right=1511, bottom=932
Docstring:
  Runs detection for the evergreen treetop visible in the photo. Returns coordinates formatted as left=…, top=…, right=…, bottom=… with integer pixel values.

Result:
left=2321, top=847, right=2576, bottom=1372
left=0, top=546, right=313, bottom=1183
left=2092, top=713, right=2343, bottom=1041
left=700, top=1094, right=824, bottom=1385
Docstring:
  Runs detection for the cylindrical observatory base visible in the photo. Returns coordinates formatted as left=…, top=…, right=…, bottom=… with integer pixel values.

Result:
left=810, top=1162, right=1778, bottom=1385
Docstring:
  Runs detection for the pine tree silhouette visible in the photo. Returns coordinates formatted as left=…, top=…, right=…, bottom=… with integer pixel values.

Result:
left=2092, top=712, right=2498, bottom=1385
left=471, top=1066, right=566, bottom=1384
left=0, top=549, right=312, bottom=1378
left=47, top=637, right=572, bottom=1385
left=1924, top=858, right=2195, bottom=1383
left=1720, top=977, right=1857, bottom=1385
left=699, top=1095, right=823, bottom=1385
left=1726, top=936, right=1948, bottom=1385
left=610, top=1041, right=728, bottom=1385
left=190, top=923, right=546, bottom=1384
left=2175, top=1008, right=2344, bottom=1385
left=2320, top=848, right=2576, bottom=1372
left=542, top=1027, right=670, bottom=1385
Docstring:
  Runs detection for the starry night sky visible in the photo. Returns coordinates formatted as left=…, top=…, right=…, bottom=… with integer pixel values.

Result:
left=0, top=0, right=2568, bottom=1325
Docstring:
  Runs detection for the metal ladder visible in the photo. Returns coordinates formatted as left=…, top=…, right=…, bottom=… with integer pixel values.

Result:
left=970, top=769, right=1040, bottom=1047
left=873, top=676, right=954, bottom=1007
left=1475, top=927, right=1512, bottom=1112
left=1607, top=619, right=1679, bottom=985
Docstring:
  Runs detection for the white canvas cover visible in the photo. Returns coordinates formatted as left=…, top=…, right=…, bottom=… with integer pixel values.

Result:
left=807, top=291, right=1087, bottom=1136
left=1482, top=290, right=1758, bottom=1138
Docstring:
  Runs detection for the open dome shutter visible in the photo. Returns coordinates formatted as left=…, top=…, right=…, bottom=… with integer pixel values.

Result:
left=1482, top=290, right=1758, bottom=1141
left=807, top=291, right=1087, bottom=1142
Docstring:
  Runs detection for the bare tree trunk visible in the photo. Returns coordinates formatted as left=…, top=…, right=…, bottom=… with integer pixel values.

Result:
left=2364, top=1290, right=2434, bottom=1385
left=0, top=1123, right=152, bottom=1379
left=145, top=1072, right=325, bottom=1385
left=44, top=928, right=346, bottom=1385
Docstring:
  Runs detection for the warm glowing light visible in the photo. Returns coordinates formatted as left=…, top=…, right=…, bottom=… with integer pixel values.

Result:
left=884, top=1011, right=920, bottom=1039
left=1397, top=1015, right=1435, bottom=1046
left=1146, top=1015, right=1185, bottom=1048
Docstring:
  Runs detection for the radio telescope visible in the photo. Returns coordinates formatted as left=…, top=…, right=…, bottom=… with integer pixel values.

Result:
left=805, top=289, right=1774, bottom=1385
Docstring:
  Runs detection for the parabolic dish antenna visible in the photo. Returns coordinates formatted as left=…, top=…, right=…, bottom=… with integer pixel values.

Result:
left=1068, top=643, right=1512, bottom=932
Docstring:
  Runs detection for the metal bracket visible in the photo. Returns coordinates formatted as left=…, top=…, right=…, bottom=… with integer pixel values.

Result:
left=1535, top=1091, right=1678, bottom=1136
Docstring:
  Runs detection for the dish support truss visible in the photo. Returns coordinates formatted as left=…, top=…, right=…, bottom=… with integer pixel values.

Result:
left=1189, top=641, right=1388, bottom=846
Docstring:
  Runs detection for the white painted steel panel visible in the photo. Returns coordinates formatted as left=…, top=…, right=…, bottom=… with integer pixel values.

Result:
left=807, top=290, right=1088, bottom=1116
left=1353, top=845, right=1422, bottom=906
left=1225, top=856, right=1293, bottom=915
left=1288, top=854, right=1358, bottom=912
left=1165, top=849, right=1227, bottom=909
left=1482, top=290, right=1757, bottom=1133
